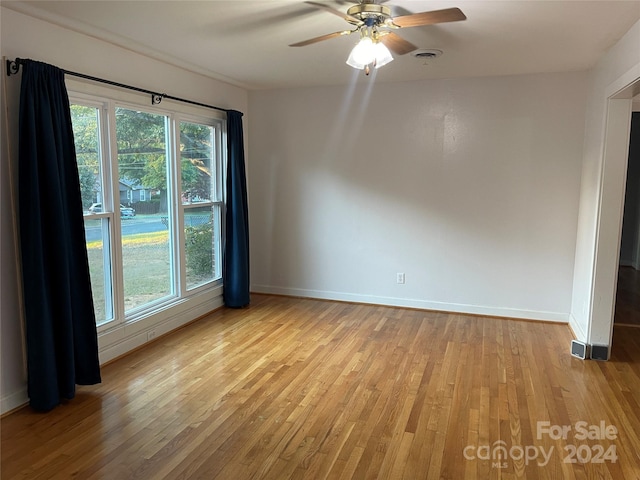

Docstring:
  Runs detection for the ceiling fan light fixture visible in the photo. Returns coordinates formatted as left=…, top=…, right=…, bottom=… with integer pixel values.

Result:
left=345, top=54, right=365, bottom=70
left=373, top=42, right=393, bottom=68
left=346, top=36, right=375, bottom=69
left=346, top=35, right=394, bottom=70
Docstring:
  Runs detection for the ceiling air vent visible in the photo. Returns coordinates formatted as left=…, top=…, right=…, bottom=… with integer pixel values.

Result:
left=411, top=49, right=443, bottom=59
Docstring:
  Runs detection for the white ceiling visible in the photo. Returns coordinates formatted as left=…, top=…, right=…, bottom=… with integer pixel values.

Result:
left=5, top=0, right=640, bottom=90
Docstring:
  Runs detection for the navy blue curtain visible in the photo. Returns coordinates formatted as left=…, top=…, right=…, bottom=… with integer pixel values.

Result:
left=223, top=110, right=250, bottom=307
left=18, top=60, right=101, bottom=411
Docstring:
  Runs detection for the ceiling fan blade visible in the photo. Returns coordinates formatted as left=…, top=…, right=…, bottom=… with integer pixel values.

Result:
left=392, top=7, right=466, bottom=28
left=380, top=32, right=417, bottom=55
left=289, top=30, right=354, bottom=47
left=305, top=1, right=363, bottom=23
left=335, top=0, right=389, bottom=4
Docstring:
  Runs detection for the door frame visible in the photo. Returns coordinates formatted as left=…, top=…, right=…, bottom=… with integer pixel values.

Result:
left=589, top=67, right=640, bottom=358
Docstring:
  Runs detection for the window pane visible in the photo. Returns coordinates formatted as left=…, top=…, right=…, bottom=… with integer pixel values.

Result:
left=116, top=107, right=173, bottom=312
left=72, top=104, right=113, bottom=325
left=184, top=204, right=221, bottom=289
left=180, top=122, right=214, bottom=204
left=84, top=218, right=113, bottom=324
left=70, top=105, right=102, bottom=211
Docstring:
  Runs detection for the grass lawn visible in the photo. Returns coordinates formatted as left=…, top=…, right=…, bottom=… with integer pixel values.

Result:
left=121, top=231, right=171, bottom=312
left=86, top=226, right=216, bottom=323
left=87, top=231, right=171, bottom=321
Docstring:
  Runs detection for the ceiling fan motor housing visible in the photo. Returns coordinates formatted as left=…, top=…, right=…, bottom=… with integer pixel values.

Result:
left=346, top=3, right=392, bottom=25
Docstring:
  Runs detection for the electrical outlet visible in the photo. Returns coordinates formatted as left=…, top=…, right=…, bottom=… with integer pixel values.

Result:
left=396, top=273, right=405, bottom=284
left=147, top=330, right=156, bottom=341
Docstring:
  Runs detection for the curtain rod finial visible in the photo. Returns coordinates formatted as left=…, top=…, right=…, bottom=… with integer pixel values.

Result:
left=151, top=93, right=165, bottom=105
left=6, top=58, right=22, bottom=76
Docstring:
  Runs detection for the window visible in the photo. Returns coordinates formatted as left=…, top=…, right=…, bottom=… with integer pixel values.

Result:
left=115, top=107, right=173, bottom=313
left=180, top=121, right=223, bottom=289
left=71, top=95, right=224, bottom=330
left=72, top=104, right=113, bottom=325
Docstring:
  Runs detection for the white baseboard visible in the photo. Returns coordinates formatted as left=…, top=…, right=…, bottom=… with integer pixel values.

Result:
left=251, top=285, right=569, bottom=323
left=569, top=312, right=588, bottom=343
left=1, top=386, right=28, bottom=415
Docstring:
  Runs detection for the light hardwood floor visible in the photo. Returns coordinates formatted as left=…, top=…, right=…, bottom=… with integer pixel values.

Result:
left=2, top=294, right=639, bottom=479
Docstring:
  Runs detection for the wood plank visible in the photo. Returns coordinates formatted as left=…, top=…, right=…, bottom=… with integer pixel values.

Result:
left=2, top=294, right=639, bottom=479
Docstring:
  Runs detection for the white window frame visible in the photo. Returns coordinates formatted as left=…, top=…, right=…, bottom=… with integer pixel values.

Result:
left=68, top=81, right=226, bottom=338
left=113, top=101, right=177, bottom=320
left=70, top=97, right=116, bottom=328
left=177, top=114, right=225, bottom=294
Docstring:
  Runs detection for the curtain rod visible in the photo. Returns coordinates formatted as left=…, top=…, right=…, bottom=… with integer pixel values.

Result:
left=6, top=58, right=239, bottom=115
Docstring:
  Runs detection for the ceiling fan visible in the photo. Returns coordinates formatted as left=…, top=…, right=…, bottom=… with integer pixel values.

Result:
left=290, top=0, right=466, bottom=74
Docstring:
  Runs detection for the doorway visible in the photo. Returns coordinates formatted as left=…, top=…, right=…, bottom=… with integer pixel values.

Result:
left=587, top=75, right=640, bottom=359
left=615, top=110, right=640, bottom=327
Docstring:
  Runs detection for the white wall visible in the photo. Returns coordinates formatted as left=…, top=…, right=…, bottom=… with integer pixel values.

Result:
left=0, top=7, right=249, bottom=414
left=0, top=52, right=27, bottom=415
left=249, top=72, right=587, bottom=321
left=570, top=20, right=640, bottom=344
